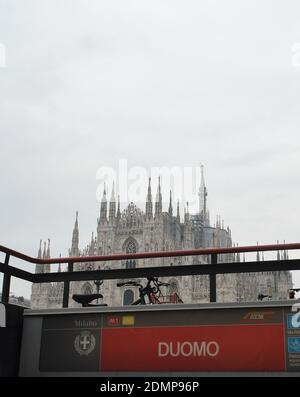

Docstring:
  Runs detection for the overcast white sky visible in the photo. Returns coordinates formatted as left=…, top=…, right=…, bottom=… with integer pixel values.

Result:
left=0, top=0, right=300, bottom=298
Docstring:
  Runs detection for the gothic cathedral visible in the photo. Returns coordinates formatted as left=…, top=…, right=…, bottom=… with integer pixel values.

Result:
left=31, top=167, right=292, bottom=308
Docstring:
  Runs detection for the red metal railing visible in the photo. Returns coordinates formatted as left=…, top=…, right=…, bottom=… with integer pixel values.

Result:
left=1, top=242, right=300, bottom=307
left=0, top=242, right=300, bottom=265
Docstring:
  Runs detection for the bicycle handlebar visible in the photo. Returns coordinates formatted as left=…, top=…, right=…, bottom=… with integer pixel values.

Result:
left=117, top=281, right=141, bottom=287
left=117, top=278, right=170, bottom=288
left=157, top=281, right=170, bottom=287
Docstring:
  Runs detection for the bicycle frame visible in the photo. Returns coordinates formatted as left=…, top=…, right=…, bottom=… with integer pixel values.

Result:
left=120, top=277, right=169, bottom=305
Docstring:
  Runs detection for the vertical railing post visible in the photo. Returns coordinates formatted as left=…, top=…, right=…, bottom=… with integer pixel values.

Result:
left=1, top=254, right=11, bottom=304
left=63, top=262, right=73, bottom=308
left=210, top=253, right=217, bottom=302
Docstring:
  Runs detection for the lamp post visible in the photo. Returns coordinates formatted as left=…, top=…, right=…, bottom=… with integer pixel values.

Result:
left=94, top=279, right=103, bottom=304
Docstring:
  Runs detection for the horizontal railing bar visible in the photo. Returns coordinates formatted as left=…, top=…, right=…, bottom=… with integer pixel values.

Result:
left=33, top=259, right=300, bottom=283
left=0, top=243, right=300, bottom=266
left=0, top=261, right=35, bottom=282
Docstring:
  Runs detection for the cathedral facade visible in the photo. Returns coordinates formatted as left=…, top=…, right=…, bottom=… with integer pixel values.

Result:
left=31, top=167, right=292, bottom=309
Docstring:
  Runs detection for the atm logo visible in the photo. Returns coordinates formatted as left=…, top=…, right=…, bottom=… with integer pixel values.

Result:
left=242, top=311, right=275, bottom=321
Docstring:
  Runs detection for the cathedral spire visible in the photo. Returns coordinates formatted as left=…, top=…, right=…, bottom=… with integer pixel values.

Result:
left=183, top=202, right=192, bottom=247
left=256, top=241, right=260, bottom=262
left=277, top=240, right=281, bottom=261
left=147, top=177, right=152, bottom=200
left=42, top=240, right=51, bottom=273
left=75, top=210, right=78, bottom=229
left=100, top=183, right=108, bottom=223
left=117, top=195, right=121, bottom=221
left=89, top=232, right=96, bottom=255
left=198, top=164, right=209, bottom=226
left=168, top=190, right=173, bottom=216
left=176, top=200, right=180, bottom=222
left=184, top=201, right=190, bottom=222
left=155, top=176, right=162, bottom=217
left=38, top=239, right=42, bottom=259
left=71, top=211, right=79, bottom=256
left=145, top=177, right=153, bottom=219
left=109, top=182, right=116, bottom=222
left=34, top=239, right=50, bottom=276
left=46, top=238, right=50, bottom=259
left=199, top=164, right=206, bottom=211
left=102, top=182, right=107, bottom=201
left=43, top=241, right=47, bottom=259
left=35, top=240, right=43, bottom=274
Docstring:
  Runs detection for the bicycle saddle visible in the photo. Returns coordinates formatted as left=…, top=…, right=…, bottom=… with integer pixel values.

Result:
left=72, top=293, right=106, bottom=307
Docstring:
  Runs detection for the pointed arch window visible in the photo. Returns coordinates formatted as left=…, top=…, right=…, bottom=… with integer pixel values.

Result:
left=81, top=282, right=93, bottom=295
left=125, top=239, right=137, bottom=269
left=168, top=279, right=179, bottom=295
left=123, top=289, right=134, bottom=305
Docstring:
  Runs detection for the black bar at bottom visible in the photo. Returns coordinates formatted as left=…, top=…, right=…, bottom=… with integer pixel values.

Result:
left=210, top=253, right=217, bottom=302
left=1, top=254, right=11, bottom=303
left=63, top=262, right=73, bottom=308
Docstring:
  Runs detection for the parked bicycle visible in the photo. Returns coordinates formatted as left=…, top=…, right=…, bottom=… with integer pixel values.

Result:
left=73, top=277, right=183, bottom=307
left=117, top=277, right=183, bottom=305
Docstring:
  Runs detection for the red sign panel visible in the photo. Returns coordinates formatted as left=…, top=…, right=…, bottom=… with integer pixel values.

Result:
left=100, top=324, right=285, bottom=371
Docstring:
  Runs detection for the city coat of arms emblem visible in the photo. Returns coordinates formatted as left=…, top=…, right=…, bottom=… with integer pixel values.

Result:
left=74, top=331, right=96, bottom=356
